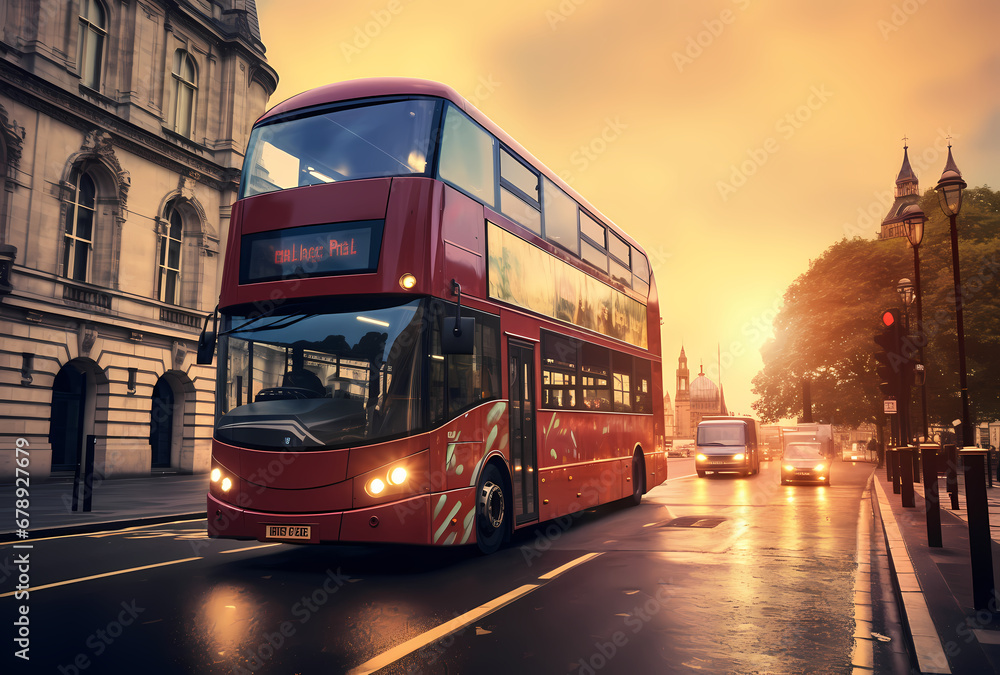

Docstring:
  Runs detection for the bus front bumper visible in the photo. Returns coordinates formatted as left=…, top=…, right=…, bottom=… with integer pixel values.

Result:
left=207, top=492, right=433, bottom=545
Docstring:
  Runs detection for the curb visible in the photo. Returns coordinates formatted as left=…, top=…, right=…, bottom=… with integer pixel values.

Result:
left=874, top=479, right=951, bottom=674
left=0, top=512, right=207, bottom=544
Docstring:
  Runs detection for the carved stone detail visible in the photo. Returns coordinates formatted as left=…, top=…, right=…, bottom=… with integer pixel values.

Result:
left=171, top=340, right=187, bottom=371
left=78, top=323, right=99, bottom=357
left=81, top=130, right=131, bottom=211
left=0, top=103, right=26, bottom=170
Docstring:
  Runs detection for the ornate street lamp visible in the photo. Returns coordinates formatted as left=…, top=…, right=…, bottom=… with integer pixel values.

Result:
left=896, top=277, right=915, bottom=311
left=902, top=205, right=928, bottom=439
left=896, top=277, right=915, bottom=446
left=935, top=145, right=972, bottom=447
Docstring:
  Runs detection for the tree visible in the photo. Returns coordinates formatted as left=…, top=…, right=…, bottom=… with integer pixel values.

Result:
left=752, top=186, right=1000, bottom=431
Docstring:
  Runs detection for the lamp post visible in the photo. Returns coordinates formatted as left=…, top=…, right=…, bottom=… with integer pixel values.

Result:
left=934, top=145, right=972, bottom=448
left=896, top=277, right=915, bottom=446
left=902, top=205, right=929, bottom=441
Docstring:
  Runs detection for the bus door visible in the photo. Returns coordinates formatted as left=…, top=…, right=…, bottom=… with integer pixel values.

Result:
left=508, top=340, right=538, bottom=524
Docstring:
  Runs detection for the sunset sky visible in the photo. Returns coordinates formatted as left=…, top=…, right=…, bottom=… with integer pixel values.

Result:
left=255, top=0, right=1000, bottom=420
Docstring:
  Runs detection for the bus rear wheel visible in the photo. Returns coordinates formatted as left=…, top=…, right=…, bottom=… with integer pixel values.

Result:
left=627, top=451, right=645, bottom=506
left=475, top=463, right=507, bottom=555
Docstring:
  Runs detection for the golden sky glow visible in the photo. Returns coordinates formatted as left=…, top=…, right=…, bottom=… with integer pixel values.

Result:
left=256, top=0, right=1000, bottom=419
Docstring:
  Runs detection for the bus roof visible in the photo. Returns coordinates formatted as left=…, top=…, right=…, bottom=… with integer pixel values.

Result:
left=256, top=77, right=648, bottom=258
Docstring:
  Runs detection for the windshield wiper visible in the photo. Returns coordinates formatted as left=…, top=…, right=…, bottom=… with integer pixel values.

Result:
left=223, top=313, right=317, bottom=337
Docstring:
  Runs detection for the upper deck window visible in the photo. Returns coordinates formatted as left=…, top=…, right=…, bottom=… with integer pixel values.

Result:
left=240, top=98, right=437, bottom=199
left=438, top=105, right=496, bottom=207
left=542, top=178, right=579, bottom=256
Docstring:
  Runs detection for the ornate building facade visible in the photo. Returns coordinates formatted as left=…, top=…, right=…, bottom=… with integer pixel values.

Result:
left=0, top=0, right=277, bottom=480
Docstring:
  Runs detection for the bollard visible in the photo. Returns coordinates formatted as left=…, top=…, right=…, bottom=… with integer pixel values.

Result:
left=912, top=446, right=921, bottom=485
left=82, top=434, right=96, bottom=512
left=921, top=445, right=942, bottom=547
left=886, top=446, right=894, bottom=483
left=961, top=449, right=996, bottom=612
left=892, top=450, right=901, bottom=495
left=900, top=447, right=915, bottom=508
left=946, top=445, right=960, bottom=510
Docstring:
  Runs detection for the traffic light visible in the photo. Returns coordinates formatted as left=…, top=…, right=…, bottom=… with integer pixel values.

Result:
left=874, top=309, right=902, bottom=398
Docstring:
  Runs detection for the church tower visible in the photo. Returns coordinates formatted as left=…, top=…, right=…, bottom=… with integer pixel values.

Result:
left=675, top=347, right=691, bottom=438
left=879, top=142, right=920, bottom=239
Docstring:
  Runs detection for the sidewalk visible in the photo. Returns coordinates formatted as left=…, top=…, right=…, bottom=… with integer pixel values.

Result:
left=872, top=463, right=1000, bottom=674
left=0, top=473, right=208, bottom=541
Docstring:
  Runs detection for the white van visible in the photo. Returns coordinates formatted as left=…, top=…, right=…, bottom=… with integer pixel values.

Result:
left=695, top=417, right=760, bottom=478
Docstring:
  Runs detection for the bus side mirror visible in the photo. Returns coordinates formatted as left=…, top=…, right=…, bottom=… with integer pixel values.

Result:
left=197, top=331, right=217, bottom=365
left=196, top=306, right=219, bottom=365
left=441, top=317, right=475, bottom=355
left=441, top=279, right=474, bottom=355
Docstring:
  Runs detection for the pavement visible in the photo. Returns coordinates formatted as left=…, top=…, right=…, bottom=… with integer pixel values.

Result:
left=4, top=460, right=1000, bottom=674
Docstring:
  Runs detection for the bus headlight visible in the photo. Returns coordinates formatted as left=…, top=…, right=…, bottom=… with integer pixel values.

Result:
left=399, top=273, right=417, bottom=290
left=696, top=454, right=707, bottom=462
left=211, top=468, right=221, bottom=483
left=733, top=454, right=745, bottom=461
left=388, top=466, right=408, bottom=485
left=221, top=477, right=233, bottom=492
left=368, top=478, right=386, bottom=496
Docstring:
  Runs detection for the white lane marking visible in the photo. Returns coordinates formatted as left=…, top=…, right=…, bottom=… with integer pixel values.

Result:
left=218, top=543, right=284, bottom=554
left=538, top=551, right=602, bottom=580
left=346, top=552, right=604, bottom=675
left=0, top=518, right=209, bottom=545
left=0, top=557, right=203, bottom=598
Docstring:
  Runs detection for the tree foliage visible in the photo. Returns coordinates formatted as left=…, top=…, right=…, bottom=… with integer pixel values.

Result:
left=752, top=186, right=1000, bottom=431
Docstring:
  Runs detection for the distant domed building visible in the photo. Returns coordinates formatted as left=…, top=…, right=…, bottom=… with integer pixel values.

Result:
left=671, top=348, right=727, bottom=439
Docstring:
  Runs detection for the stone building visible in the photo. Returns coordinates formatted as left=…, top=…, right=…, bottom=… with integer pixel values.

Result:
left=0, top=0, right=277, bottom=480
left=879, top=144, right=920, bottom=240
left=671, top=347, right=727, bottom=438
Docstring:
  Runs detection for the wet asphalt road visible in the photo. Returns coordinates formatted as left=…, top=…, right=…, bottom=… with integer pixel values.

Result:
left=2, top=457, right=898, bottom=674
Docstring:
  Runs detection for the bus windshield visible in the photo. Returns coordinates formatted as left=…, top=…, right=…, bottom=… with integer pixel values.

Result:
left=697, top=424, right=746, bottom=446
left=240, top=98, right=438, bottom=198
left=216, top=299, right=426, bottom=450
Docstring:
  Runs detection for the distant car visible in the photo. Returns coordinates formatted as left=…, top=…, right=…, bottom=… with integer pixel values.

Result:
left=761, top=445, right=773, bottom=461
left=672, top=443, right=694, bottom=458
left=780, top=442, right=831, bottom=486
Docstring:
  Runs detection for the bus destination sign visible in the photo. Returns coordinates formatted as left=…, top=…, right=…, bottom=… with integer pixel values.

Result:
left=240, top=219, right=383, bottom=283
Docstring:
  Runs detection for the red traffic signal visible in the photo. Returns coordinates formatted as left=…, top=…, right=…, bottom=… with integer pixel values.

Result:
left=874, top=308, right=904, bottom=398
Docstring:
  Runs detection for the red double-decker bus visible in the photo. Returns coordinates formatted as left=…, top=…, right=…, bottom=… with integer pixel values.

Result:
left=203, top=78, right=666, bottom=553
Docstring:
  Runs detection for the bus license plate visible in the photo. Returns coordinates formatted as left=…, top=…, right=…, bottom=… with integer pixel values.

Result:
left=265, top=524, right=311, bottom=541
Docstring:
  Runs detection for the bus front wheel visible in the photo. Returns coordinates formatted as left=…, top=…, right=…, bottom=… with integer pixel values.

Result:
left=475, top=463, right=507, bottom=555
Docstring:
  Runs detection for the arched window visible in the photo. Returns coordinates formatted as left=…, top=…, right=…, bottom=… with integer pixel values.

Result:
left=78, top=0, right=107, bottom=90
left=64, top=172, right=97, bottom=282
left=172, top=50, right=197, bottom=138
left=158, top=200, right=183, bottom=304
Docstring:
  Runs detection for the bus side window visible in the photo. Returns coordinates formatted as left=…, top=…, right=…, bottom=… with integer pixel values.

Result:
left=438, top=105, right=496, bottom=208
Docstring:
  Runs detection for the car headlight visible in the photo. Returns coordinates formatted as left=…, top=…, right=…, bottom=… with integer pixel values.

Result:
left=784, top=465, right=795, bottom=472
left=733, top=454, right=745, bottom=461
left=696, top=454, right=707, bottom=462
left=814, top=463, right=827, bottom=471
